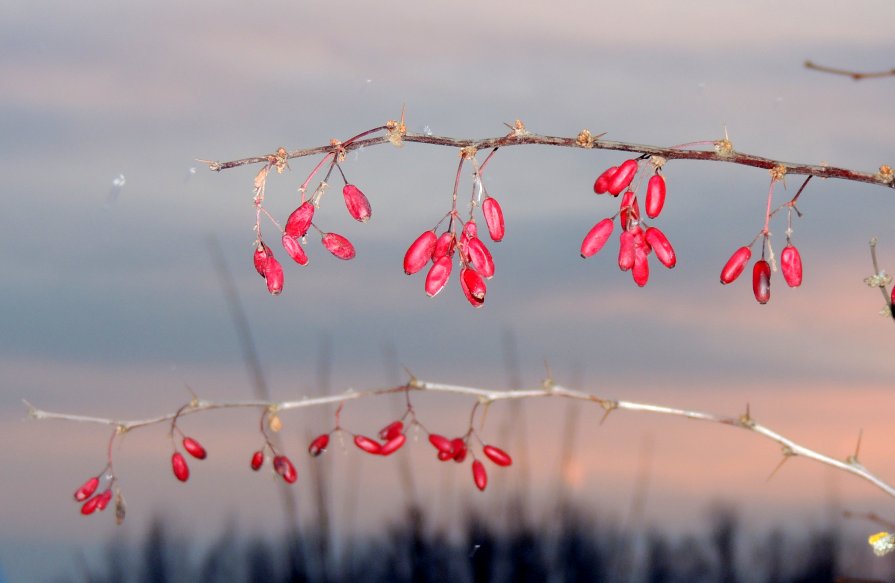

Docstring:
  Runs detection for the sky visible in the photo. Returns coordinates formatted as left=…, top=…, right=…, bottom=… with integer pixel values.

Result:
left=2, top=0, right=895, bottom=580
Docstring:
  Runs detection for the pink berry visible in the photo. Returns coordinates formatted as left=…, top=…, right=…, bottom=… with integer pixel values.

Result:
left=451, top=438, right=467, bottom=463
left=482, top=445, right=513, bottom=467
left=459, top=267, right=486, bottom=308
left=379, top=434, right=406, bottom=456
left=472, top=460, right=488, bottom=491
left=94, top=489, right=113, bottom=511
left=404, top=231, right=437, bottom=275
left=284, top=201, right=315, bottom=238
left=281, top=234, right=309, bottom=266
left=182, top=437, right=207, bottom=460
left=580, top=218, right=614, bottom=258
left=466, top=237, right=495, bottom=279
left=308, top=434, right=330, bottom=457
left=354, top=435, right=382, bottom=455
left=607, top=159, right=639, bottom=196
left=378, top=421, right=404, bottom=441
left=264, top=255, right=284, bottom=295
left=632, top=243, right=650, bottom=287
left=273, top=455, right=297, bottom=484
left=593, top=166, right=618, bottom=194
left=342, top=184, right=372, bottom=223
left=425, top=256, right=453, bottom=297
left=321, top=233, right=355, bottom=260
left=250, top=450, right=264, bottom=471
left=171, top=452, right=189, bottom=482
left=253, top=242, right=273, bottom=278
left=432, top=231, right=456, bottom=261
left=720, top=246, right=752, bottom=284
left=482, top=197, right=505, bottom=242
left=644, top=227, right=676, bottom=269
left=428, top=434, right=453, bottom=455
left=780, top=244, right=802, bottom=287
left=74, top=476, right=100, bottom=502
left=645, top=174, right=666, bottom=219
left=81, top=495, right=102, bottom=516
left=753, top=260, right=771, bottom=304
left=618, top=229, right=636, bottom=272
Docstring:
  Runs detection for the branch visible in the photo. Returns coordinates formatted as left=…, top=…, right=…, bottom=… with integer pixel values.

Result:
left=805, top=60, right=895, bottom=81
left=26, top=378, right=895, bottom=501
left=202, top=127, right=895, bottom=189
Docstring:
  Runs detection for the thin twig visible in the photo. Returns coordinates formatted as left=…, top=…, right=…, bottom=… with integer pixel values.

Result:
left=805, top=60, right=895, bottom=81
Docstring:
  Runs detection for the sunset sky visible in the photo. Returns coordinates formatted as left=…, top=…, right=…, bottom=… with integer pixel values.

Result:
left=3, top=1, right=895, bottom=580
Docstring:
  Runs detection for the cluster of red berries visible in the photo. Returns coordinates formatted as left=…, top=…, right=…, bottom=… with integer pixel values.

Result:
left=720, top=240, right=802, bottom=304
left=426, top=433, right=512, bottom=491
left=73, top=470, right=114, bottom=516
left=254, top=181, right=371, bottom=295
left=403, top=196, right=505, bottom=307
left=581, top=158, right=676, bottom=286
left=170, top=436, right=208, bottom=482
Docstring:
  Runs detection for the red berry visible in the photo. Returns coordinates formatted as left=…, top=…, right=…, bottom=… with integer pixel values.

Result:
left=379, top=434, right=406, bottom=456
left=632, top=245, right=650, bottom=287
left=580, top=218, right=614, bottom=258
left=593, top=166, right=618, bottom=194
left=281, top=234, right=309, bottom=266
left=354, top=435, right=382, bottom=455
left=451, top=438, right=467, bottom=462
left=253, top=242, right=273, bottom=278
left=250, top=450, right=264, bottom=470
left=472, top=460, right=488, bottom=491
left=482, top=445, right=513, bottom=467
left=342, top=184, right=372, bottom=223
left=753, top=260, right=771, bottom=304
left=285, top=201, right=315, bottom=238
left=182, top=437, right=207, bottom=460
left=644, top=227, right=676, bottom=268
left=780, top=244, right=802, bottom=287
left=482, top=197, right=505, bottom=242
left=74, top=476, right=100, bottom=502
left=308, top=434, right=330, bottom=457
left=467, top=237, right=495, bottom=279
left=720, top=246, right=752, bottom=284
left=264, top=255, right=284, bottom=295
left=618, top=190, right=640, bottom=229
left=171, top=452, right=189, bottom=482
left=432, top=231, right=456, bottom=261
left=607, top=159, right=639, bottom=196
left=404, top=231, right=437, bottom=275
left=379, top=421, right=404, bottom=441
left=94, top=489, right=113, bottom=511
left=273, top=455, right=297, bottom=484
left=429, top=433, right=453, bottom=454
left=321, top=233, right=355, bottom=260
left=81, top=495, right=102, bottom=516
left=437, top=450, right=453, bottom=462
left=618, top=229, right=636, bottom=272
left=425, top=256, right=453, bottom=297
left=462, top=219, right=478, bottom=241
left=645, top=174, right=666, bottom=219
left=460, top=267, right=486, bottom=308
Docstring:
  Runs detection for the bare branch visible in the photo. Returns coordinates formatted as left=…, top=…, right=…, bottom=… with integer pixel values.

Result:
left=805, top=60, right=895, bottom=81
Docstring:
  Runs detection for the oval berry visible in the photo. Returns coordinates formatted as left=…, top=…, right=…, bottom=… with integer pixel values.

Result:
left=645, top=174, right=666, bottom=219
left=780, top=244, right=802, bottom=287
left=632, top=246, right=650, bottom=287
left=182, top=437, right=207, bottom=460
left=95, top=489, right=113, bottom=511
left=284, top=201, right=315, bottom=238
left=281, top=234, right=309, bottom=266
left=273, top=455, right=297, bottom=484
left=264, top=255, right=284, bottom=295
left=753, top=260, right=771, bottom=304
left=593, top=166, right=618, bottom=194
left=581, top=218, right=614, bottom=258
left=482, top=197, right=505, bottom=242
left=253, top=242, right=273, bottom=278
left=342, top=184, right=372, bottom=223
left=460, top=267, right=486, bottom=308
left=379, top=421, right=404, bottom=441
left=618, top=229, right=636, bottom=272
left=467, top=237, right=495, bottom=279
left=354, top=435, right=382, bottom=455
left=171, top=452, right=189, bottom=482
left=482, top=445, right=513, bottom=467
left=428, top=434, right=453, bottom=454
left=81, top=495, right=102, bottom=516
left=644, top=227, right=676, bottom=269
left=74, top=477, right=100, bottom=502
left=451, top=438, right=467, bottom=463
left=321, top=233, right=355, bottom=260
left=308, top=434, right=330, bottom=457
left=250, top=450, right=264, bottom=471
left=404, top=231, right=437, bottom=275
left=425, top=256, right=453, bottom=297
left=432, top=231, right=456, bottom=261
left=379, top=434, right=406, bottom=456
left=472, top=460, right=488, bottom=491
left=720, top=246, right=752, bottom=284
left=607, top=159, right=639, bottom=196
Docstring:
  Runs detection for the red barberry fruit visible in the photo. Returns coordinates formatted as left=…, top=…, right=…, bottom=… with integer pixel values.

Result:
left=379, top=421, right=404, bottom=441
left=264, top=255, right=284, bottom=295
left=644, top=227, right=676, bottom=268
left=472, top=460, right=488, bottom=491
left=482, top=445, right=513, bottom=467
left=632, top=244, right=650, bottom=287
left=342, top=184, right=372, bottom=223
left=284, top=201, right=315, bottom=238
left=437, top=450, right=453, bottom=462
left=432, top=231, right=456, bottom=260
left=171, top=452, right=189, bottom=482
left=354, top=435, right=382, bottom=455
left=81, top=495, right=102, bottom=516
left=720, top=246, right=752, bottom=284
left=74, top=476, right=100, bottom=502
left=618, top=190, right=640, bottom=229
left=281, top=234, right=309, bottom=266
left=451, top=438, right=467, bottom=462
left=593, top=166, right=618, bottom=194
left=308, top=434, right=330, bottom=457
left=428, top=434, right=453, bottom=455
left=482, top=197, right=505, bottom=242
left=380, top=434, right=406, bottom=456
left=94, top=489, right=113, bottom=511
left=321, top=233, right=355, bottom=260
left=182, top=437, right=207, bottom=460
left=460, top=267, right=486, bottom=307
left=581, top=218, right=615, bottom=258
left=273, top=455, right=297, bottom=484
left=467, top=237, right=495, bottom=279
left=645, top=174, right=666, bottom=219
left=404, top=231, right=437, bottom=275
left=250, top=450, right=264, bottom=471
left=607, top=159, right=639, bottom=196
left=253, top=242, right=273, bottom=278
left=780, top=244, right=802, bottom=287
left=425, top=256, right=453, bottom=297
left=618, top=229, right=636, bottom=272
left=753, top=260, right=771, bottom=304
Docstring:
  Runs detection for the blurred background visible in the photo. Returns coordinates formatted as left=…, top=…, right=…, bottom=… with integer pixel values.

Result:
left=2, top=0, right=895, bottom=580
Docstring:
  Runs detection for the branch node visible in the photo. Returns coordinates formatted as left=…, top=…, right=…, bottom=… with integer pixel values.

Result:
left=714, top=126, right=734, bottom=157
left=869, top=531, right=895, bottom=557
left=876, top=164, right=894, bottom=185
left=738, top=403, right=756, bottom=428
left=576, top=129, right=594, bottom=148
left=770, top=164, right=788, bottom=181
left=460, top=146, right=478, bottom=160
left=505, top=119, right=528, bottom=139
